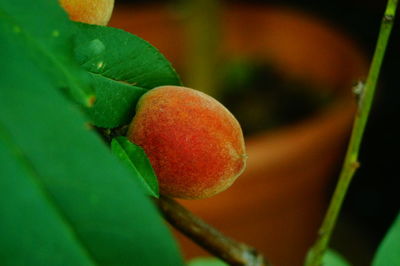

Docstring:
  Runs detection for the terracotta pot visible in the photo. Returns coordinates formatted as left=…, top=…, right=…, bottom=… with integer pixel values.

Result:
left=110, top=4, right=367, bottom=266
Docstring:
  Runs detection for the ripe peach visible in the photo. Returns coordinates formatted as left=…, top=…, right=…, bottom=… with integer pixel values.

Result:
left=127, top=86, right=247, bottom=199
left=59, top=0, right=114, bottom=26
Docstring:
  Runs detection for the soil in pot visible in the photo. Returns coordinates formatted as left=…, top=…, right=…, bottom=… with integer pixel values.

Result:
left=218, top=57, right=336, bottom=136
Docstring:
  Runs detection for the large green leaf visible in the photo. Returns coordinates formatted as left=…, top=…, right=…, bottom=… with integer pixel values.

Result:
left=74, top=23, right=181, bottom=128
left=0, top=0, right=93, bottom=106
left=0, top=136, right=94, bottom=266
left=373, top=211, right=400, bottom=266
left=323, top=249, right=351, bottom=266
left=0, top=1, right=183, bottom=265
left=111, top=137, right=159, bottom=198
left=187, top=257, right=228, bottom=266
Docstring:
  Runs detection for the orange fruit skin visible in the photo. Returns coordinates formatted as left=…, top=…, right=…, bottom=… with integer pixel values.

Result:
left=128, top=86, right=247, bottom=199
left=59, top=0, right=114, bottom=26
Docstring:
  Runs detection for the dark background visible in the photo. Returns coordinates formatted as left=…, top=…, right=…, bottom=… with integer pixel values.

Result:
left=115, top=0, right=399, bottom=264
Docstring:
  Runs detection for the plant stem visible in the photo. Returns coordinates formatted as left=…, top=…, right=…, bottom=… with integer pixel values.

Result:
left=155, top=196, right=269, bottom=266
left=305, top=1, right=398, bottom=265
left=183, top=0, right=221, bottom=98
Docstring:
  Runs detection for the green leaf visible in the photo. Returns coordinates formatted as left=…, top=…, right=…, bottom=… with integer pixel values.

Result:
left=73, top=23, right=181, bottom=128
left=187, top=257, right=228, bottom=266
left=0, top=135, right=94, bottom=266
left=85, top=74, right=147, bottom=128
left=0, top=0, right=93, bottom=106
left=111, top=137, right=159, bottom=198
left=323, top=249, right=351, bottom=266
left=373, top=211, right=400, bottom=266
left=0, top=1, right=183, bottom=265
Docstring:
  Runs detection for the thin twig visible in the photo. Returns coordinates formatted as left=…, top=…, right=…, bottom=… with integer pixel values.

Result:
left=305, top=1, right=398, bottom=265
left=155, top=196, right=270, bottom=266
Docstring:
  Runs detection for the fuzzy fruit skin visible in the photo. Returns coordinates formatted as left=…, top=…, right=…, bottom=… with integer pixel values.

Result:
left=127, top=86, right=247, bottom=199
left=59, top=0, right=114, bottom=26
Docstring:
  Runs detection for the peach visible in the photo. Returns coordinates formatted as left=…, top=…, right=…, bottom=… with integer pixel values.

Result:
left=127, top=86, right=247, bottom=199
left=59, top=0, right=114, bottom=26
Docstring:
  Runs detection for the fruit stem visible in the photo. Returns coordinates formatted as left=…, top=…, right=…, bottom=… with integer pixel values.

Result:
left=155, top=196, right=270, bottom=266
left=305, top=1, right=398, bottom=265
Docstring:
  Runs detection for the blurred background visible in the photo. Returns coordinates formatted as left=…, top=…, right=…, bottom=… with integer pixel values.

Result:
left=109, top=0, right=399, bottom=265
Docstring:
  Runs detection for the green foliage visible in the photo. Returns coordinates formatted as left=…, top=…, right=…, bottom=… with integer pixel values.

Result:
left=73, top=23, right=181, bottom=128
left=323, top=249, right=351, bottom=266
left=85, top=74, right=147, bottom=128
left=111, top=137, right=159, bottom=198
left=0, top=0, right=183, bottom=265
left=187, top=257, right=228, bottom=266
left=0, top=0, right=93, bottom=106
left=373, top=211, right=400, bottom=266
